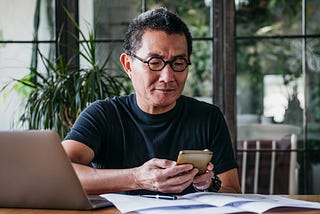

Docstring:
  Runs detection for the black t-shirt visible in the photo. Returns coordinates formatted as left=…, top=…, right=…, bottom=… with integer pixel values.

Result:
left=65, top=94, right=237, bottom=194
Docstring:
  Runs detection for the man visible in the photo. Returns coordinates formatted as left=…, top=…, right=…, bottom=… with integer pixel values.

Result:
left=62, top=7, right=240, bottom=195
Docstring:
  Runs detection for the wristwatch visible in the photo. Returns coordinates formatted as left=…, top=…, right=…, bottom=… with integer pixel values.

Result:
left=193, top=175, right=221, bottom=192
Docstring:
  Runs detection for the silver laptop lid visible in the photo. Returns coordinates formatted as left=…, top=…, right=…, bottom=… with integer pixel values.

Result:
left=0, top=130, right=110, bottom=210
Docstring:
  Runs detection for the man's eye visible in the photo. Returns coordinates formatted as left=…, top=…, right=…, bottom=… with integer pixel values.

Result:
left=150, top=61, right=161, bottom=65
left=149, top=59, right=162, bottom=65
left=173, top=59, right=186, bottom=66
left=173, top=62, right=184, bottom=66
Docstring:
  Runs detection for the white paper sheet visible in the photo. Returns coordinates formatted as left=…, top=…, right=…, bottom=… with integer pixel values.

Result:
left=101, top=193, right=208, bottom=213
left=101, top=192, right=320, bottom=214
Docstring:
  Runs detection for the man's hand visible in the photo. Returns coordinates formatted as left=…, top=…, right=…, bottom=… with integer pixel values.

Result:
left=192, top=162, right=214, bottom=190
left=133, top=158, right=198, bottom=193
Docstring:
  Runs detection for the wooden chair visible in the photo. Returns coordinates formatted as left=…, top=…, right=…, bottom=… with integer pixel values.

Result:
left=237, top=124, right=300, bottom=194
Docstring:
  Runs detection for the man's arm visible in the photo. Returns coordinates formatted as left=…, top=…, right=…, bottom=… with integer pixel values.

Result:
left=62, top=140, right=138, bottom=194
left=62, top=140, right=199, bottom=194
left=218, top=168, right=241, bottom=193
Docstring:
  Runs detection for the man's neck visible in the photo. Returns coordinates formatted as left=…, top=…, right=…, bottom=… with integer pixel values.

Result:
left=136, top=97, right=176, bottom=115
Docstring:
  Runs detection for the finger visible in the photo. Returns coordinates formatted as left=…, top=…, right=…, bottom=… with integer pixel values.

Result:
left=207, top=162, right=214, bottom=171
left=148, top=158, right=176, bottom=169
left=161, top=179, right=193, bottom=193
left=164, top=164, right=194, bottom=178
left=167, top=167, right=198, bottom=184
left=156, top=168, right=198, bottom=192
left=193, top=170, right=213, bottom=189
left=193, top=179, right=212, bottom=190
left=158, top=173, right=197, bottom=193
left=193, top=169, right=213, bottom=183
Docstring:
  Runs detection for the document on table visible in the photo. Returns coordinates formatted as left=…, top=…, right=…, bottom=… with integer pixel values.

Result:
left=101, top=192, right=320, bottom=214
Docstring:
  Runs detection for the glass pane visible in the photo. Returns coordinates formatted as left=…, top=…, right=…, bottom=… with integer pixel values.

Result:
left=146, top=0, right=211, bottom=39
left=237, top=39, right=303, bottom=126
left=306, top=0, right=320, bottom=34
left=236, top=0, right=302, bottom=37
left=79, top=0, right=94, bottom=37
left=0, top=43, right=54, bottom=130
left=306, top=38, right=320, bottom=167
left=79, top=0, right=141, bottom=40
left=184, top=40, right=212, bottom=100
left=0, top=0, right=55, bottom=41
left=79, top=42, right=124, bottom=74
left=0, top=44, right=31, bottom=130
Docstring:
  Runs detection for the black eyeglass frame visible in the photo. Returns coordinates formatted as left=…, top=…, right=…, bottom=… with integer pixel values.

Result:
left=128, top=52, right=191, bottom=72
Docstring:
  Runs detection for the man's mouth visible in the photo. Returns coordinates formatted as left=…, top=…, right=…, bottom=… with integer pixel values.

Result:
left=155, top=88, right=175, bottom=92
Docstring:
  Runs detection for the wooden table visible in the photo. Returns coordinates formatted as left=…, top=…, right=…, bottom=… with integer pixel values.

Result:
left=0, top=207, right=120, bottom=214
left=0, top=195, right=319, bottom=213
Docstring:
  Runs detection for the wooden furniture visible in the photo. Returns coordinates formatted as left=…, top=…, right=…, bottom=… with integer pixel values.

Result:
left=0, top=195, right=319, bottom=213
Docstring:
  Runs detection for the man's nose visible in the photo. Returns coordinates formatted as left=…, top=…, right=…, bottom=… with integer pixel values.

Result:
left=159, top=63, right=174, bottom=82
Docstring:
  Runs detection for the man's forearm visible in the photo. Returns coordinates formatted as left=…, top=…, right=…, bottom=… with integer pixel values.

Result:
left=72, top=163, right=139, bottom=194
left=219, top=185, right=241, bottom=193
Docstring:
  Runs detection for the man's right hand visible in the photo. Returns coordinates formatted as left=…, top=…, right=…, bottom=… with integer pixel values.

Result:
left=133, top=158, right=199, bottom=193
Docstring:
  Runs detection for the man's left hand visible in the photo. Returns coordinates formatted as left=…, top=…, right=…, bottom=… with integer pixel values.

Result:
left=192, top=162, right=214, bottom=190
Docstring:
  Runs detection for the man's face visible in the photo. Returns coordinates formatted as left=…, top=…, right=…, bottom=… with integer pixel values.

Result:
left=124, top=30, right=189, bottom=114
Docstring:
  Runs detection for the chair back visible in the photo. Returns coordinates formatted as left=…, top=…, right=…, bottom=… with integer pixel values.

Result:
left=237, top=124, right=300, bottom=194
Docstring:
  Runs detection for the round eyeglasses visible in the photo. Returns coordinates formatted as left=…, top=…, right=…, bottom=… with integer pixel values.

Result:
left=129, top=52, right=191, bottom=72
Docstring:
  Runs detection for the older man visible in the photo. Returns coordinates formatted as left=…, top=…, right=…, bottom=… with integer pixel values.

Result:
left=62, top=7, right=240, bottom=195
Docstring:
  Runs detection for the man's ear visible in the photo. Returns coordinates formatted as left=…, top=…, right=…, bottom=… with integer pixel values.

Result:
left=120, top=53, right=132, bottom=78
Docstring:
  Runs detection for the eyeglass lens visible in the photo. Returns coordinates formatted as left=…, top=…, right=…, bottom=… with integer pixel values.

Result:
left=148, top=57, right=189, bottom=72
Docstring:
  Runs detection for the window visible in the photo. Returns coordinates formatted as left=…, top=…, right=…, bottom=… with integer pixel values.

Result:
left=236, top=0, right=320, bottom=194
left=0, top=0, right=55, bottom=130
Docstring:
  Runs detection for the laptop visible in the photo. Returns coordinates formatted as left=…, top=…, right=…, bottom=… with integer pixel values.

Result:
left=0, top=130, right=113, bottom=210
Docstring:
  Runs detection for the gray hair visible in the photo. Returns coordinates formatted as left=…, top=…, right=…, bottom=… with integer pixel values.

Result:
left=123, top=7, right=193, bottom=58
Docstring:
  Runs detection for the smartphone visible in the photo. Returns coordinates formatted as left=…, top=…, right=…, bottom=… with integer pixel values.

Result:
left=176, top=150, right=213, bottom=175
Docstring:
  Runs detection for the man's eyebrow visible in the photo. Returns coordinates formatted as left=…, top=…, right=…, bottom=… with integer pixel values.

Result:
left=174, top=54, right=188, bottom=58
left=147, top=53, right=188, bottom=59
left=147, top=53, right=163, bottom=58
